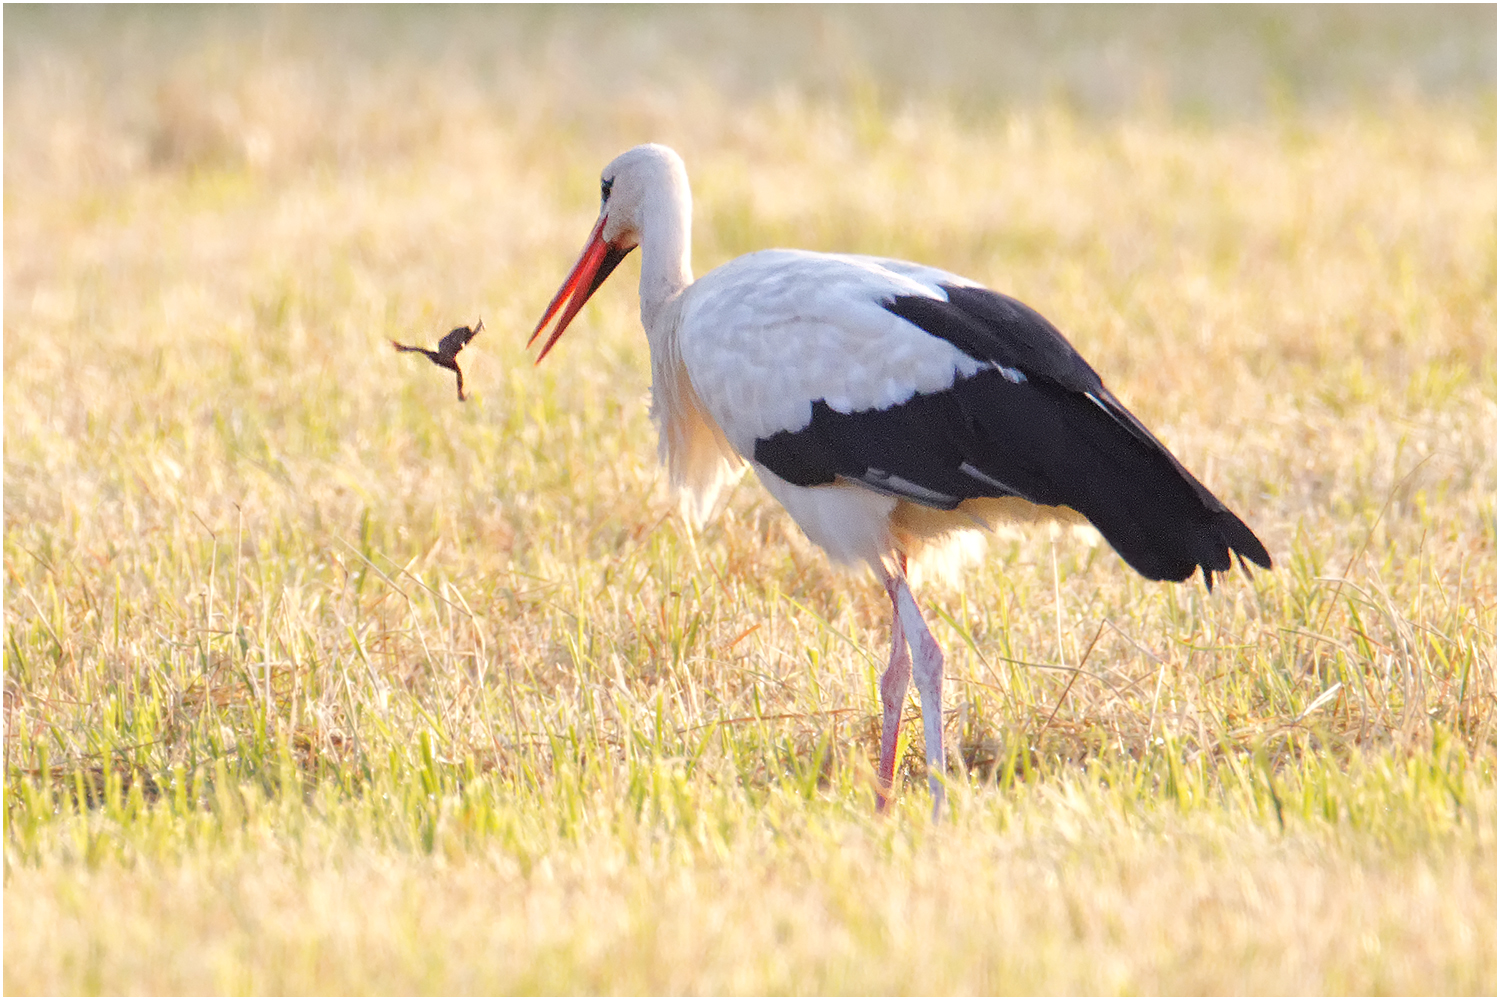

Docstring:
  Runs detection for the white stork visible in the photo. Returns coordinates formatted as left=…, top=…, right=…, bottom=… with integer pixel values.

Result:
left=529, top=143, right=1271, bottom=815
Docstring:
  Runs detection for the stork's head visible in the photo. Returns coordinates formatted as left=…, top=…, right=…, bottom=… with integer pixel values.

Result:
left=529, top=144, right=690, bottom=361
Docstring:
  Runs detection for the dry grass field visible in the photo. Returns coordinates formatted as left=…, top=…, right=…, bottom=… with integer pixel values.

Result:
left=4, top=7, right=1496, bottom=994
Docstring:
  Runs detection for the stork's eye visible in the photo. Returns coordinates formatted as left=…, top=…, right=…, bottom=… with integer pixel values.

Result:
left=600, top=177, right=614, bottom=207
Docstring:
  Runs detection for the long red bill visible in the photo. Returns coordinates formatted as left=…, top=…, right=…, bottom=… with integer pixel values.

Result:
left=529, top=216, right=632, bottom=363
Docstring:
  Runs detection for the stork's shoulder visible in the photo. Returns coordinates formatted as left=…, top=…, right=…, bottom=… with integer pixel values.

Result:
left=683, top=249, right=976, bottom=312
left=676, top=251, right=988, bottom=448
left=688, top=250, right=1108, bottom=397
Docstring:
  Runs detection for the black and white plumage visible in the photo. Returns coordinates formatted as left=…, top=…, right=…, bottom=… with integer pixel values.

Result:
left=755, top=283, right=1267, bottom=587
left=530, top=144, right=1271, bottom=815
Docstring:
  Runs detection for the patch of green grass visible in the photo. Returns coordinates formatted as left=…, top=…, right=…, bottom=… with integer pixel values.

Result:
left=4, top=737, right=1493, bottom=993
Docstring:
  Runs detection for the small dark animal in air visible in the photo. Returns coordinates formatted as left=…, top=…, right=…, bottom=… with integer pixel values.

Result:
left=392, top=319, right=483, bottom=401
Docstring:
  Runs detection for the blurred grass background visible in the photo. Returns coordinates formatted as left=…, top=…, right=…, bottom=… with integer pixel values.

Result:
left=4, top=5, right=1496, bottom=994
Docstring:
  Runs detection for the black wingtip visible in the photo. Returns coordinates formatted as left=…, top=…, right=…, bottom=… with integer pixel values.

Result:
left=1197, top=517, right=1272, bottom=590
left=1222, top=511, right=1272, bottom=569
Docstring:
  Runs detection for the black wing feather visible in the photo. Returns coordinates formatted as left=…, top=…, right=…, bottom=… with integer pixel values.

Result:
left=752, top=284, right=1271, bottom=587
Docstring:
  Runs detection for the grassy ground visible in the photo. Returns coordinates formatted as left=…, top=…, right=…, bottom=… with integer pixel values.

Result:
left=5, top=7, right=1496, bottom=994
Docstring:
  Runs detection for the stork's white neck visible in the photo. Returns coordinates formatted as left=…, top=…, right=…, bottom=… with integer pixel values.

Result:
left=627, top=157, right=736, bottom=520
left=636, top=174, right=694, bottom=340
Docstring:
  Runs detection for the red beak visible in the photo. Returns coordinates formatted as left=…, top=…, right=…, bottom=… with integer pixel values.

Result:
left=529, top=216, right=633, bottom=363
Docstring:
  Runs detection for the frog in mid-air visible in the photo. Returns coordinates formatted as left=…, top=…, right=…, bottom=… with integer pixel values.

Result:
left=393, top=319, right=483, bottom=401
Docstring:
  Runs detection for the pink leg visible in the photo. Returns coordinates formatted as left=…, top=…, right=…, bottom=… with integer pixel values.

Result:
left=893, top=577, right=947, bottom=818
left=875, top=574, right=912, bottom=813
